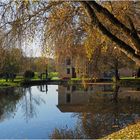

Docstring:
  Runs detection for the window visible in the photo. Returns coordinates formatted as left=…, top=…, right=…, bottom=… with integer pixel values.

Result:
left=66, top=58, right=71, bottom=65
left=67, top=68, right=70, bottom=74
left=66, top=94, right=71, bottom=103
left=72, top=86, right=76, bottom=91
left=67, top=86, right=70, bottom=91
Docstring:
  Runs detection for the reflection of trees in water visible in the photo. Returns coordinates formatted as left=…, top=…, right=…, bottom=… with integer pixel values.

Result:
left=0, top=86, right=46, bottom=123
left=50, top=126, right=86, bottom=139
left=21, top=87, right=46, bottom=122
left=37, top=85, right=48, bottom=93
left=112, top=84, right=120, bottom=102
left=0, top=87, right=23, bottom=121
left=51, top=84, right=140, bottom=139
left=73, top=96, right=140, bottom=139
left=51, top=99, right=140, bottom=139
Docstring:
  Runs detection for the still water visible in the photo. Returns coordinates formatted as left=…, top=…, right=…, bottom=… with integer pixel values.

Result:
left=0, top=84, right=140, bottom=139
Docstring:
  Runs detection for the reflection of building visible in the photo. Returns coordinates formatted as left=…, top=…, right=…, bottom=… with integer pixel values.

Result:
left=56, top=85, right=140, bottom=139
left=57, top=85, right=114, bottom=112
left=118, top=87, right=140, bottom=101
left=57, top=85, right=140, bottom=113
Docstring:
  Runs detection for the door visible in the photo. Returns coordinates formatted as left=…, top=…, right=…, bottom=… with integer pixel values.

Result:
left=72, top=67, right=76, bottom=78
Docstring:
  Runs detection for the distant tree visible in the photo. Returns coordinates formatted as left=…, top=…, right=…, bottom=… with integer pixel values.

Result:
left=34, top=57, right=48, bottom=73
left=0, top=46, right=24, bottom=81
left=24, top=70, right=35, bottom=80
left=102, top=46, right=135, bottom=81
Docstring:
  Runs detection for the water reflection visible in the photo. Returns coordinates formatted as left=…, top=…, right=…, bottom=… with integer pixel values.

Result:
left=52, top=84, right=140, bottom=139
left=21, top=87, right=46, bottom=122
left=0, top=84, right=140, bottom=139
left=37, top=85, right=48, bottom=93
left=0, top=86, right=46, bottom=123
left=0, top=87, right=23, bottom=121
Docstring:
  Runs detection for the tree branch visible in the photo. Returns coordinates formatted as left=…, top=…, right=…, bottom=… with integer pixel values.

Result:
left=81, top=1, right=140, bottom=66
left=88, top=1, right=140, bottom=53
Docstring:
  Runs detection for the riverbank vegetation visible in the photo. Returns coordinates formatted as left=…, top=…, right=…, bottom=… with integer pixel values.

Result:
left=0, top=72, right=58, bottom=87
left=0, top=74, right=139, bottom=88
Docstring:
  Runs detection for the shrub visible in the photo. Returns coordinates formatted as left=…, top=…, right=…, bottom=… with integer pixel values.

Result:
left=24, top=70, right=35, bottom=80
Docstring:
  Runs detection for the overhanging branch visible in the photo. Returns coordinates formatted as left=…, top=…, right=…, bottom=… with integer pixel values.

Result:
left=81, top=1, right=140, bottom=65
left=88, top=1, right=140, bottom=53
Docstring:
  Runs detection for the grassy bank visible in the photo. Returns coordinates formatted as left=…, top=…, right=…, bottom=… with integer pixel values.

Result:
left=0, top=76, right=139, bottom=88
left=0, top=79, right=21, bottom=88
left=0, top=72, right=59, bottom=87
left=103, top=122, right=140, bottom=139
left=119, top=77, right=140, bottom=86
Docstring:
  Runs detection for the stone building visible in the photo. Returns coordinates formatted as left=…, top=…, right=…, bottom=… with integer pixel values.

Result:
left=55, top=45, right=136, bottom=79
left=56, top=46, right=93, bottom=78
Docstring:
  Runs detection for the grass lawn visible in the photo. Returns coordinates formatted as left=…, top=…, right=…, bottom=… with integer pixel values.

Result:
left=0, top=75, right=139, bottom=88
left=120, top=77, right=140, bottom=86
left=0, top=79, right=21, bottom=88
left=120, top=76, right=140, bottom=80
left=0, top=72, right=59, bottom=87
left=51, top=77, right=60, bottom=80
left=103, top=122, right=140, bottom=139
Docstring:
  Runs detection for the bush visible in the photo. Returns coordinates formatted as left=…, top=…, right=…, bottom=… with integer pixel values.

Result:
left=24, top=70, right=35, bottom=80
left=48, top=72, right=58, bottom=78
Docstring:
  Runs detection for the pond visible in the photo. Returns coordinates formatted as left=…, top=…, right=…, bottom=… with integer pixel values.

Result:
left=0, top=84, right=140, bottom=139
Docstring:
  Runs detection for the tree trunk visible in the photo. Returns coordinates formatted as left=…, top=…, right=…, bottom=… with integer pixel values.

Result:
left=113, top=84, right=120, bottom=103
left=5, top=73, right=8, bottom=82
left=136, top=67, right=140, bottom=77
left=114, top=60, right=120, bottom=82
left=46, top=69, right=48, bottom=79
left=114, top=68, right=120, bottom=82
